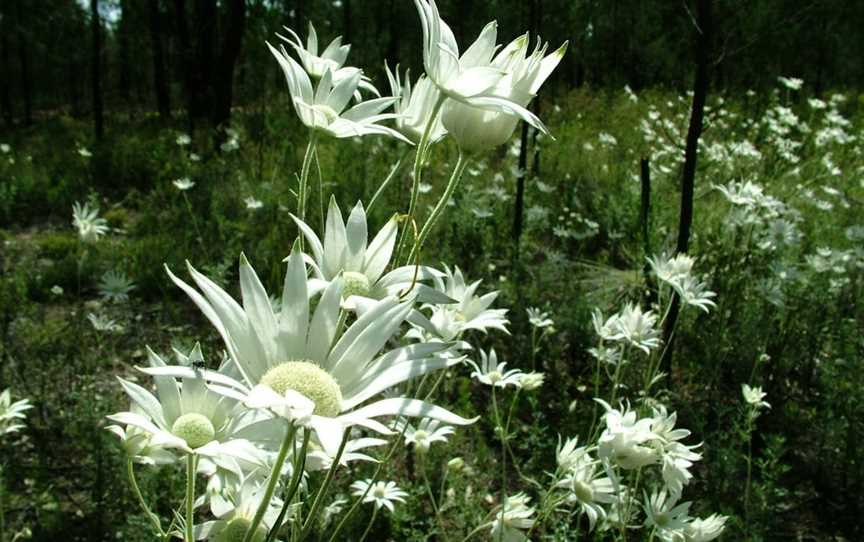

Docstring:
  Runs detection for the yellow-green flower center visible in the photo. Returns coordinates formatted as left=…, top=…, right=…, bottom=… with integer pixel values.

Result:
left=219, top=518, right=266, bottom=542
left=171, top=413, right=215, bottom=449
left=260, top=361, right=342, bottom=417
left=342, top=271, right=371, bottom=298
left=572, top=480, right=595, bottom=504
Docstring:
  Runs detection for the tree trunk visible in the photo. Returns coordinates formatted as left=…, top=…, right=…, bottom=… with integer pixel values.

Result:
left=14, top=0, right=32, bottom=126
left=387, top=0, right=400, bottom=62
left=660, top=0, right=713, bottom=379
left=118, top=0, right=132, bottom=104
left=343, top=0, right=352, bottom=45
left=173, top=0, right=194, bottom=132
left=91, top=0, right=105, bottom=139
left=148, top=0, right=171, bottom=118
left=0, top=13, right=13, bottom=126
left=213, top=0, right=246, bottom=127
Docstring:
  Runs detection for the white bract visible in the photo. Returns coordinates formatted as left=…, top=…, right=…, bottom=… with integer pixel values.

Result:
left=384, top=63, right=447, bottom=144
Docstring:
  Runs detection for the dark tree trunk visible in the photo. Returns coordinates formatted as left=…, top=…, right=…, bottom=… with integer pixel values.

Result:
left=660, top=0, right=713, bottom=379
left=343, top=0, right=352, bottom=44
left=387, top=0, right=400, bottom=62
left=187, top=0, right=216, bottom=129
left=118, top=0, right=132, bottom=104
left=14, top=0, right=32, bottom=126
left=213, top=0, right=246, bottom=127
left=148, top=0, right=171, bottom=118
left=512, top=0, right=539, bottom=253
left=0, top=14, right=13, bottom=126
left=173, top=0, right=194, bottom=131
left=91, top=0, right=104, bottom=139
left=640, top=157, right=657, bottom=307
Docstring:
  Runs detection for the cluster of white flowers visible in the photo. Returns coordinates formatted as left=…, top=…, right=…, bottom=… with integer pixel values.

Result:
left=0, top=389, right=32, bottom=437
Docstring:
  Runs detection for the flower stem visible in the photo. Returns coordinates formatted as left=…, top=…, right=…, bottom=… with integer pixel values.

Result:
left=368, top=149, right=410, bottom=214
left=408, top=151, right=470, bottom=263
left=184, top=454, right=196, bottom=542
left=298, top=131, right=318, bottom=226
left=127, top=460, right=163, bottom=537
left=491, top=387, right=506, bottom=542
left=243, top=422, right=297, bottom=542
left=358, top=506, right=379, bottom=542
left=298, top=428, right=351, bottom=540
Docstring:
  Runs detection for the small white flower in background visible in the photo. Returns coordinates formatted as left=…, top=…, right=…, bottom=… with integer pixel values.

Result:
left=418, top=181, right=433, bottom=194
left=0, top=389, right=32, bottom=437
left=526, top=307, right=554, bottom=329
left=87, top=312, right=123, bottom=333
left=350, top=479, right=408, bottom=513
left=244, top=196, right=263, bottom=210
left=175, top=133, right=191, bottom=146
left=675, top=274, right=717, bottom=313
left=306, top=436, right=387, bottom=471
left=0, top=143, right=10, bottom=153
left=650, top=406, right=702, bottom=498
left=221, top=128, right=240, bottom=153
left=321, top=497, right=348, bottom=527
left=173, top=177, right=195, bottom=191
left=468, top=349, right=524, bottom=388
left=384, top=63, right=447, bottom=144
left=106, top=404, right=176, bottom=466
left=588, top=345, right=622, bottom=366
left=78, top=146, right=93, bottom=158
left=195, top=475, right=283, bottom=542
left=189, top=152, right=201, bottom=162
left=490, top=492, right=535, bottom=541
left=648, top=253, right=695, bottom=286
left=518, top=372, right=545, bottom=391
left=742, top=384, right=770, bottom=410
left=556, top=436, right=586, bottom=472
left=683, top=514, right=727, bottom=541
left=98, top=270, right=136, bottom=303
left=72, top=201, right=109, bottom=243
left=50, top=285, right=64, bottom=296
left=611, top=303, right=661, bottom=354
left=808, top=98, right=827, bottom=110
left=591, top=309, right=621, bottom=342
left=447, top=457, right=465, bottom=471
left=403, top=418, right=455, bottom=453
left=644, top=490, right=691, bottom=542
left=777, top=76, right=803, bottom=91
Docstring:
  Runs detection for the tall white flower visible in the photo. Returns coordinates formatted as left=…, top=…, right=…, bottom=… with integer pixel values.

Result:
left=611, top=303, right=661, bottom=354
left=526, top=307, right=554, bottom=329
left=467, top=349, right=523, bottom=388
left=164, top=250, right=474, bottom=456
left=268, top=43, right=409, bottom=143
left=490, top=493, right=535, bottom=542
left=384, top=63, right=447, bottom=144
left=742, top=384, right=770, bottom=410
left=0, top=389, right=32, bottom=437
left=403, top=418, right=454, bottom=453
left=350, top=479, right=408, bottom=513
left=72, top=201, right=109, bottom=243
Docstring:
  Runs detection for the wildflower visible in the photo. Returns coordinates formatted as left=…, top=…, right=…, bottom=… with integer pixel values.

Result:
left=611, top=303, right=661, bottom=354
left=50, top=285, right=64, bottom=296
left=221, top=128, right=240, bottom=153
left=176, top=133, right=191, bottom=146
left=518, top=372, right=545, bottom=391
left=526, top=307, right=554, bottom=328
left=87, top=312, right=123, bottom=333
left=164, top=251, right=474, bottom=457
left=189, top=152, right=201, bottom=162
left=447, top=457, right=465, bottom=471
left=384, top=63, right=447, bottom=144
left=195, top=476, right=282, bottom=542
left=555, top=447, right=616, bottom=531
left=268, top=42, right=409, bottom=143
left=98, top=270, right=136, bottom=303
left=72, top=201, right=109, bottom=243
left=78, top=146, right=93, bottom=158
left=0, top=144, right=10, bottom=153
left=350, top=480, right=407, bottom=513
left=0, top=389, right=32, bottom=437
left=777, top=76, right=803, bottom=90
left=556, top=436, right=586, bottom=472
left=490, top=493, right=535, bottom=541
left=321, top=497, right=348, bottom=527
left=173, top=177, right=195, bottom=191
left=106, top=404, right=176, bottom=466
left=468, top=349, right=523, bottom=388
left=648, top=253, right=695, bottom=286
left=306, top=436, right=387, bottom=471
left=675, top=274, right=717, bottom=313
left=403, top=418, right=454, bottom=453
left=644, top=490, right=691, bottom=542
left=244, top=196, right=263, bottom=210
left=596, top=400, right=659, bottom=470
left=683, top=514, right=727, bottom=541
left=742, top=384, right=770, bottom=410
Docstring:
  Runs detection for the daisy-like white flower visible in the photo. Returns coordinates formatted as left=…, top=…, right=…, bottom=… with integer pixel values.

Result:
left=98, top=269, right=136, bottom=303
left=268, top=42, right=409, bottom=143
left=596, top=399, right=659, bottom=470
left=440, top=32, right=568, bottom=152
left=648, top=253, right=696, bottom=286
left=176, top=133, right=192, bottom=146
left=106, top=404, right=176, bottom=466
left=777, top=76, right=803, bottom=91
left=195, top=475, right=283, bottom=542
left=556, top=436, right=586, bottom=472
left=490, top=492, right=535, bottom=542
left=556, top=447, right=616, bottom=531
left=742, top=384, right=770, bottom=410
left=78, top=146, right=92, bottom=158
left=164, top=250, right=474, bottom=456
left=403, top=418, right=454, bottom=453
left=408, top=266, right=509, bottom=342
left=517, top=371, right=545, bottom=391
left=467, top=349, right=523, bottom=388
left=649, top=406, right=702, bottom=497
left=644, top=490, right=691, bottom=542
left=350, top=479, right=408, bottom=513
left=277, top=22, right=378, bottom=96
left=72, top=201, right=109, bottom=243
left=683, top=514, right=727, bottom=541
left=173, top=177, right=195, bottom=191
left=0, top=389, right=32, bottom=437
left=611, top=303, right=661, bottom=354
left=591, top=309, right=620, bottom=342
left=87, top=312, right=123, bottom=333
left=526, top=307, right=554, bottom=329
left=245, top=196, right=263, bottom=210
left=292, top=197, right=451, bottom=308
left=675, top=274, right=716, bottom=313
left=109, top=345, right=264, bottom=473
left=384, top=63, right=447, bottom=144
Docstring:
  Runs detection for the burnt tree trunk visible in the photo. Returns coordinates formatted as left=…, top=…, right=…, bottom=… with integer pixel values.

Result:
left=659, top=0, right=713, bottom=379
left=212, top=0, right=246, bottom=127
left=173, top=0, right=194, bottom=131
left=148, top=0, right=171, bottom=118
left=118, top=0, right=132, bottom=104
left=91, top=0, right=105, bottom=139
left=0, top=12, right=13, bottom=126
left=14, top=0, right=32, bottom=126
left=512, top=0, right=539, bottom=253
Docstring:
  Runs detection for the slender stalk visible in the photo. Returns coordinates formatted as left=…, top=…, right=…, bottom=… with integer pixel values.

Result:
left=266, top=427, right=311, bottom=542
left=460, top=524, right=487, bottom=542
left=298, top=131, right=318, bottom=225
left=242, top=422, right=297, bottom=542
left=419, top=454, right=446, bottom=540
left=0, top=466, right=5, bottom=542
left=358, top=506, right=379, bottom=542
left=395, top=94, right=446, bottom=264
left=408, top=151, right=470, bottom=263
left=298, top=429, right=351, bottom=540
left=184, top=454, right=196, bottom=542
left=127, top=460, right=163, bottom=537
left=367, top=149, right=410, bottom=214
left=491, top=387, right=506, bottom=542
left=181, top=192, right=207, bottom=258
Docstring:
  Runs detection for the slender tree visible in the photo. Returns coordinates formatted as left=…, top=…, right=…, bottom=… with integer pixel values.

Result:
left=14, top=0, right=32, bottom=126
left=0, top=8, right=13, bottom=126
left=148, top=0, right=171, bottom=118
left=91, top=0, right=104, bottom=139
left=213, top=0, right=246, bottom=127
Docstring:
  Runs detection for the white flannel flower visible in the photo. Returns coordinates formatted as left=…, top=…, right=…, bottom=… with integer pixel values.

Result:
left=0, top=389, right=32, bottom=437
left=98, top=270, right=136, bottom=303
left=351, top=479, right=408, bottom=513
left=611, top=303, right=661, bottom=354
left=106, top=405, right=176, bottom=466
left=78, top=146, right=92, bottom=158
left=526, top=307, right=554, bottom=328
left=777, top=76, right=803, bottom=90
left=244, top=197, right=263, bottom=210
left=268, top=42, right=410, bottom=143
left=194, top=475, right=283, bottom=542
left=384, top=63, right=447, bottom=144
left=164, top=250, right=474, bottom=457
left=173, top=177, right=195, bottom=191
left=0, top=143, right=10, bottom=153
left=305, top=436, right=387, bottom=471
left=675, top=274, right=717, bottom=313
left=72, top=201, right=109, bottom=243
left=490, top=493, right=535, bottom=542
left=683, top=514, right=727, bottom=541
left=517, top=371, right=545, bottom=391
left=556, top=435, right=586, bottom=472
left=648, top=253, right=695, bottom=286
left=591, top=309, right=621, bottom=342
left=651, top=406, right=702, bottom=497
left=742, top=384, right=770, bottom=410
left=87, top=312, right=123, bottom=333
left=468, top=349, right=523, bottom=388
left=555, top=447, right=616, bottom=531
left=176, top=133, right=191, bottom=146
left=596, top=399, right=659, bottom=470
left=403, top=418, right=454, bottom=453
left=292, top=197, right=452, bottom=309
left=644, top=490, right=692, bottom=542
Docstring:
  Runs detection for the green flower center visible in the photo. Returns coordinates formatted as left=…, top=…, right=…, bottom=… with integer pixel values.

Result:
left=171, top=413, right=215, bottom=449
left=219, top=518, right=266, bottom=542
left=342, top=271, right=371, bottom=299
left=572, top=480, right=595, bottom=504
left=260, top=361, right=342, bottom=417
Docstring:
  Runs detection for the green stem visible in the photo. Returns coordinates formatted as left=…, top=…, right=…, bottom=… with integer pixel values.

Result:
left=367, top=149, right=410, bottom=214
left=408, top=151, right=470, bottom=263
left=243, top=422, right=297, bottom=542
left=127, top=460, right=163, bottom=537
left=298, top=132, right=318, bottom=225
left=460, top=524, right=487, bottom=542
left=184, top=454, right=196, bottom=542
left=419, top=455, right=447, bottom=540
left=0, top=466, right=6, bottom=542
left=395, top=94, right=446, bottom=264
left=182, top=192, right=207, bottom=258
left=491, top=387, right=506, bottom=542
left=298, top=429, right=351, bottom=540
left=313, top=145, right=325, bottom=234
left=358, top=506, right=379, bottom=542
